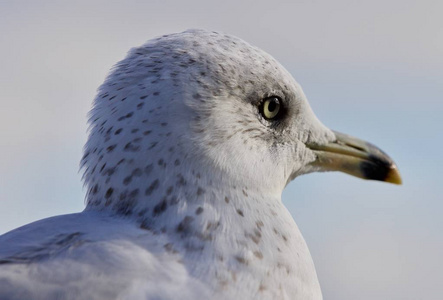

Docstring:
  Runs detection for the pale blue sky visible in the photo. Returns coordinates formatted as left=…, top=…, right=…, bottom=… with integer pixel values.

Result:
left=0, top=1, right=442, bottom=299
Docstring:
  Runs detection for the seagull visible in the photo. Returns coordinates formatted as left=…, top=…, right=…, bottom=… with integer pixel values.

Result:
left=0, top=29, right=401, bottom=300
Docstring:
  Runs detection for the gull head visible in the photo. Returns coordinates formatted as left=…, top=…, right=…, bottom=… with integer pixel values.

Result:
left=81, top=29, right=401, bottom=211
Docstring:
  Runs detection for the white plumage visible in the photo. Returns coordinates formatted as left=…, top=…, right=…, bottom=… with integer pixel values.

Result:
left=0, top=29, right=401, bottom=300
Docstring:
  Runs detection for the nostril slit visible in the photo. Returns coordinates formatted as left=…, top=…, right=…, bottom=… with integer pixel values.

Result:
left=348, top=144, right=366, bottom=152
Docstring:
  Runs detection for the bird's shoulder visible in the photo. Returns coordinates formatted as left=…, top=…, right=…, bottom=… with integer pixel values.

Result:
left=0, top=212, right=210, bottom=300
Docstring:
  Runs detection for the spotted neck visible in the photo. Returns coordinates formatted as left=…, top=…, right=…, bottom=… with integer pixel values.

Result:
left=83, top=152, right=321, bottom=299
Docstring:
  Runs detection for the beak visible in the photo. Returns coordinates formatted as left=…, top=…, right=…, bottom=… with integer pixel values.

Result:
left=306, top=131, right=402, bottom=185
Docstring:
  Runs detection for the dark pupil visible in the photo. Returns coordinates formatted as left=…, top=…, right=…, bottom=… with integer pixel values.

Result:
left=268, top=99, right=278, bottom=112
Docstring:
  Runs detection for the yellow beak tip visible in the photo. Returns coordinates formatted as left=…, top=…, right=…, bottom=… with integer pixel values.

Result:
left=384, top=168, right=403, bottom=185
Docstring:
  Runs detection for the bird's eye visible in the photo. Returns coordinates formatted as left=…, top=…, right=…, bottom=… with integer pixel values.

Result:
left=260, top=97, right=282, bottom=120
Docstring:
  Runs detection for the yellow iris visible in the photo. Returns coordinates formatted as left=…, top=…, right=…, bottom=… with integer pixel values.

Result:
left=262, top=97, right=281, bottom=119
